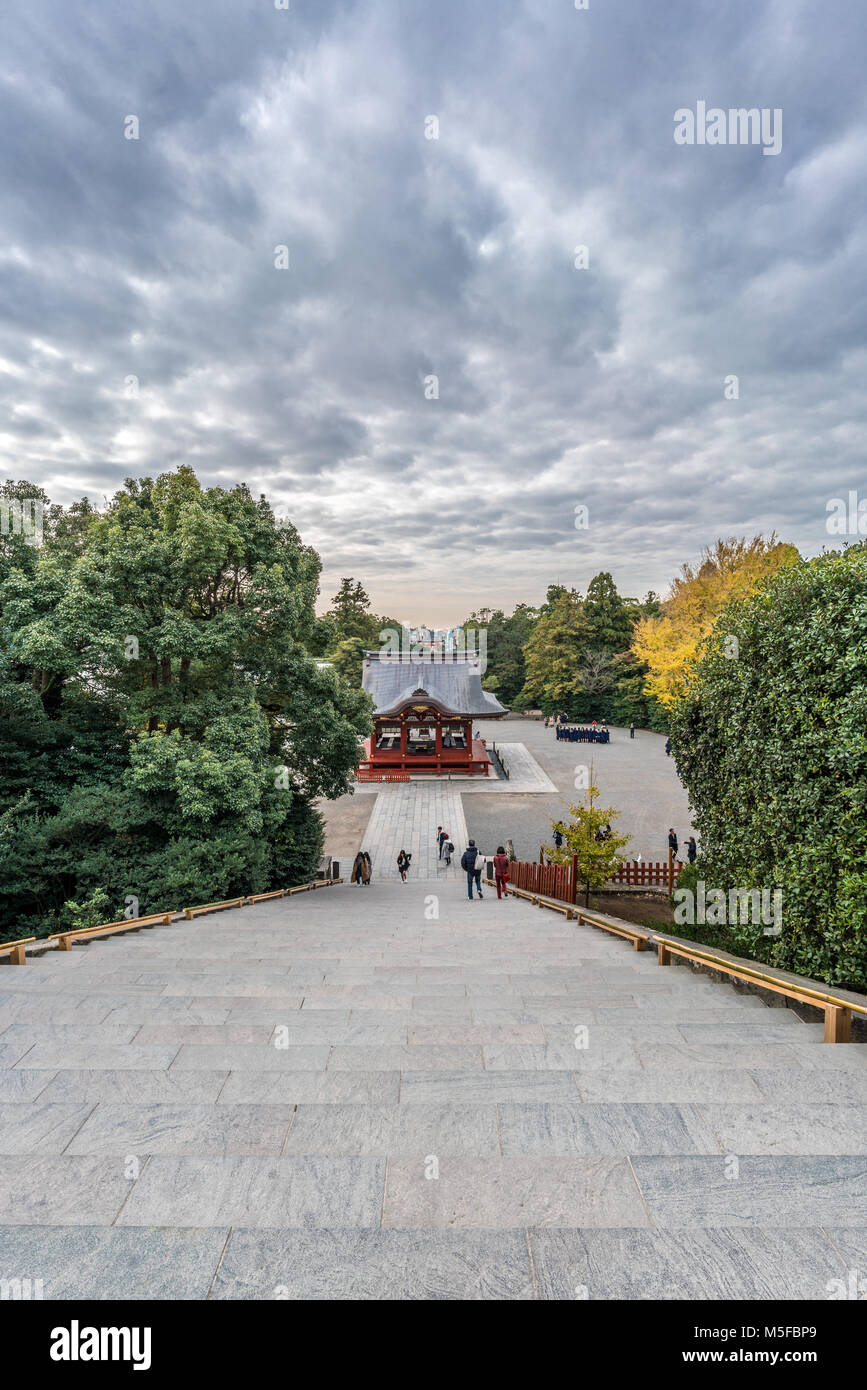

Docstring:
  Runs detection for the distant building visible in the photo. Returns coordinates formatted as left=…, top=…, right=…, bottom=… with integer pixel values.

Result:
left=357, top=650, right=507, bottom=777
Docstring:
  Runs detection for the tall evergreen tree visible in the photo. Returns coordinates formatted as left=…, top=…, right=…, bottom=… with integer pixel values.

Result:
left=0, top=468, right=371, bottom=940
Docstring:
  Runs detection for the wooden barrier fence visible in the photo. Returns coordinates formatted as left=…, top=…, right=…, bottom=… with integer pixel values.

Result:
left=484, top=873, right=867, bottom=1045
left=609, top=859, right=682, bottom=887
left=0, top=877, right=344, bottom=963
left=507, top=853, right=683, bottom=903
left=507, top=857, right=577, bottom=903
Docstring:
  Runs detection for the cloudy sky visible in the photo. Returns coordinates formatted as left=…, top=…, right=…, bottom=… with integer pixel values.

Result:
left=2, top=0, right=865, bottom=623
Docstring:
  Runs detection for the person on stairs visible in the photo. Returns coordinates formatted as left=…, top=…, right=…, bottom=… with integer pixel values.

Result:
left=442, top=836, right=454, bottom=867
left=493, top=846, right=511, bottom=900
left=460, top=840, right=484, bottom=900
left=397, top=849, right=410, bottom=881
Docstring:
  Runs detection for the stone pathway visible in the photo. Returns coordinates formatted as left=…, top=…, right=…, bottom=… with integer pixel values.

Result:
left=1, top=881, right=865, bottom=1299
left=362, top=784, right=469, bottom=880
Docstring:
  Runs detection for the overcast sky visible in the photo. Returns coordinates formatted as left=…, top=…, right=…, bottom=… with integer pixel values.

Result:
left=2, top=0, right=865, bottom=623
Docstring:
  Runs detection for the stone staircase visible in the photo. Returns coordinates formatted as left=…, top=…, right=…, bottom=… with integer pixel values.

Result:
left=0, top=880, right=865, bottom=1299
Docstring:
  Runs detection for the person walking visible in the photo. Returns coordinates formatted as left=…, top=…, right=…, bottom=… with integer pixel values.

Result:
left=629, top=721, right=635, bottom=739
left=460, top=840, right=483, bottom=900
left=553, top=828, right=563, bottom=849
left=397, top=849, right=410, bottom=881
left=352, top=852, right=365, bottom=885
left=436, top=826, right=444, bottom=859
left=493, top=845, right=511, bottom=900
left=668, top=828, right=679, bottom=857
left=665, top=737, right=671, bottom=756
left=686, top=836, right=697, bottom=864
left=361, top=851, right=372, bottom=885
left=442, top=837, right=454, bottom=867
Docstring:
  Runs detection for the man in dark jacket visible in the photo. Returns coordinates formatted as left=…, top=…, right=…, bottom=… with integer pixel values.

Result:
left=686, top=836, right=697, bottom=864
left=460, top=840, right=483, bottom=900
left=668, top=828, right=679, bottom=856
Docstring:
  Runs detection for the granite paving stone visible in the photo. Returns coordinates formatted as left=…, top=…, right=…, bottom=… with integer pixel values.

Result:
left=382, top=1156, right=648, bottom=1228
left=116, top=1156, right=386, bottom=1228
left=0, top=1103, right=94, bottom=1155
left=65, top=1104, right=296, bottom=1156
left=212, top=1229, right=534, bottom=1299
left=630, top=1156, right=867, bottom=1226
left=497, top=1103, right=721, bottom=1155
left=284, top=1104, right=500, bottom=1156
left=529, top=1227, right=848, bottom=1300
left=0, top=1225, right=228, bottom=1298
left=0, top=1156, right=137, bottom=1224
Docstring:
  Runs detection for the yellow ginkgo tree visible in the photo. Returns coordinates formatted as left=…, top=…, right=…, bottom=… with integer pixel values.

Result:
left=633, top=536, right=799, bottom=708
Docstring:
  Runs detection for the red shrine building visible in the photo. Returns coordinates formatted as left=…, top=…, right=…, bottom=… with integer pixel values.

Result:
left=357, top=651, right=508, bottom=777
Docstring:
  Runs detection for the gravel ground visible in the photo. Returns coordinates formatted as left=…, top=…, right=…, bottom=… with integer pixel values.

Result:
left=463, top=718, right=696, bottom=864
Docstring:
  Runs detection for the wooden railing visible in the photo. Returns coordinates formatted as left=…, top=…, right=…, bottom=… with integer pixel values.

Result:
left=508, top=858, right=577, bottom=903
left=484, top=874, right=867, bottom=1044
left=610, top=860, right=682, bottom=887
left=507, top=853, right=683, bottom=901
left=0, top=877, right=344, bottom=964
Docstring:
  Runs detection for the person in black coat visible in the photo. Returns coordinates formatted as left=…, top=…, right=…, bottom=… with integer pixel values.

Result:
left=686, top=836, right=697, bottom=864
left=668, top=828, right=679, bottom=856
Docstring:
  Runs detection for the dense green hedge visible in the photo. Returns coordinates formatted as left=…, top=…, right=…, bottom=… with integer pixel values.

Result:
left=669, top=543, right=867, bottom=990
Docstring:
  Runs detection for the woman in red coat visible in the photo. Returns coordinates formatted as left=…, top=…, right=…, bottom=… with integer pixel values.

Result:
left=493, top=846, right=511, bottom=900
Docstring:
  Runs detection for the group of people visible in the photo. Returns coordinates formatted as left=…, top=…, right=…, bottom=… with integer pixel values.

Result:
left=669, top=828, right=697, bottom=863
left=351, top=851, right=372, bottom=885
left=555, top=724, right=611, bottom=743
left=457, top=839, right=512, bottom=901
left=436, top=828, right=455, bottom=866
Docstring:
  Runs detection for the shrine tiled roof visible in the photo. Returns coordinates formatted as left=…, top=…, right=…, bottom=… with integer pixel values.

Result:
left=361, top=654, right=508, bottom=717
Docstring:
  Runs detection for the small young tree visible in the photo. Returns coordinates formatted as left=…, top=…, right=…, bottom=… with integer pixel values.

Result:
left=543, top=779, right=631, bottom=906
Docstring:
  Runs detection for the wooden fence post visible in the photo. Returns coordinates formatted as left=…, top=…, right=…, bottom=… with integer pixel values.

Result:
left=824, top=1004, right=852, bottom=1044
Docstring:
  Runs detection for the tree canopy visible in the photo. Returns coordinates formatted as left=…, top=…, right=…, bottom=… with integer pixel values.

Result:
left=634, top=536, right=799, bottom=709
left=0, top=467, right=372, bottom=940
left=669, top=542, right=867, bottom=989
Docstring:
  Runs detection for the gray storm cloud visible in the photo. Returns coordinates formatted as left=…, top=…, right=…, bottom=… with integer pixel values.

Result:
left=1, top=0, right=865, bottom=621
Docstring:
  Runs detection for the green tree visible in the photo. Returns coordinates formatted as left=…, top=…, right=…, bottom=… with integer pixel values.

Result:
left=326, top=577, right=377, bottom=643
left=583, top=572, right=634, bottom=652
left=0, top=468, right=372, bottom=940
left=518, top=589, right=587, bottom=714
left=544, top=780, right=631, bottom=906
left=669, top=542, right=867, bottom=989
left=461, top=603, right=540, bottom=707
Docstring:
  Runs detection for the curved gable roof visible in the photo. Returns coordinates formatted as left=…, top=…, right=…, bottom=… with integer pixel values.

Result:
left=362, top=656, right=508, bottom=718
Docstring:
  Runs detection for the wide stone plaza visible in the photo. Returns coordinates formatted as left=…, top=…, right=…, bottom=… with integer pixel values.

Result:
left=323, top=717, right=696, bottom=877
left=1, top=876, right=865, bottom=1299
